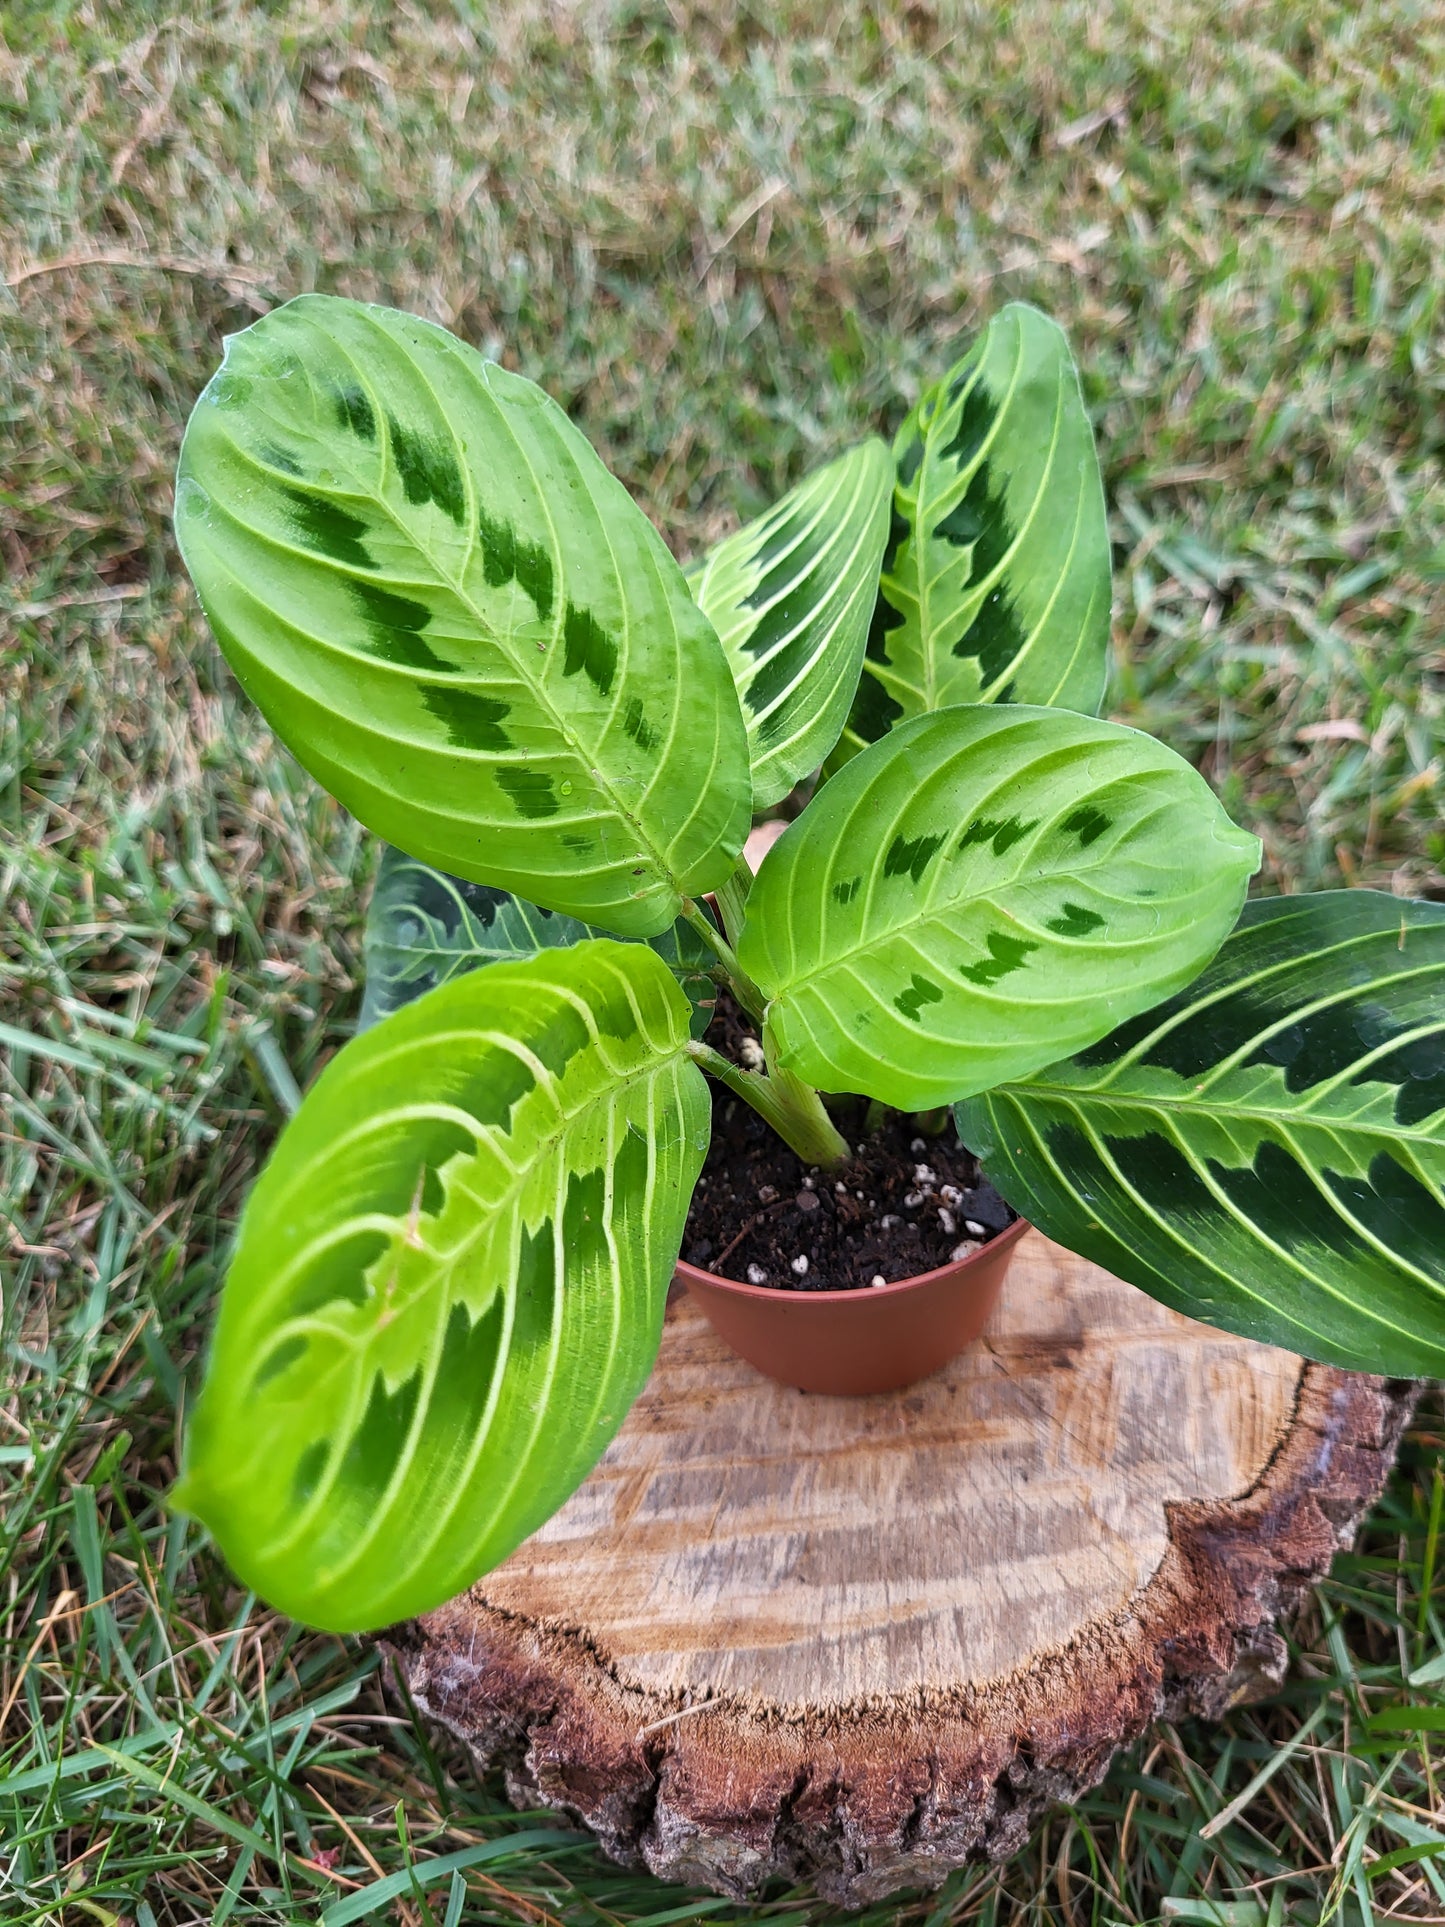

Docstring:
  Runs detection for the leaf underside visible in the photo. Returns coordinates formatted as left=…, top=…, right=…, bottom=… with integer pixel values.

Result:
left=844, top=302, right=1111, bottom=759
left=738, top=704, right=1260, bottom=1110
left=958, top=892, right=1445, bottom=1376
left=361, top=843, right=716, bottom=1038
left=175, top=294, right=751, bottom=938
left=688, top=438, right=892, bottom=807
left=175, top=940, right=710, bottom=1633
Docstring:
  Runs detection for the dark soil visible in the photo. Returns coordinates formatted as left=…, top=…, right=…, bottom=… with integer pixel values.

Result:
left=683, top=992, right=1016, bottom=1292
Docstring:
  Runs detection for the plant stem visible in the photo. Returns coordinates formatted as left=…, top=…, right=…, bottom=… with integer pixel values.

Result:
left=713, top=860, right=752, bottom=951
left=686, top=1041, right=851, bottom=1170
left=680, top=898, right=767, bottom=1022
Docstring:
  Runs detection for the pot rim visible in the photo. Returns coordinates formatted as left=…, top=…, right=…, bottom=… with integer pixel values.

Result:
left=675, top=1211, right=1029, bottom=1305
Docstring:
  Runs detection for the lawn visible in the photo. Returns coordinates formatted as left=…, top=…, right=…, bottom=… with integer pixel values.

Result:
left=3, top=1, right=1445, bottom=1921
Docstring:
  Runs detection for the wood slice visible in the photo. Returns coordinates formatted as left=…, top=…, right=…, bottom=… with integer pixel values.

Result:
left=387, top=1231, right=1414, bottom=1906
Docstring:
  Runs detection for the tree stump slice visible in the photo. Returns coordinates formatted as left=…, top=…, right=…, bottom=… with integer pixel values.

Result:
left=389, top=1231, right=1414, bottom=1906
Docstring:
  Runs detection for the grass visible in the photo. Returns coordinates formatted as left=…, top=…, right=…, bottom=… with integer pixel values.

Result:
left=2, top=0, right=1444, bottom=1919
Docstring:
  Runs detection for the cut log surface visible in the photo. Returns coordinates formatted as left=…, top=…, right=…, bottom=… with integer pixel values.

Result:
left=390, top=1231, right=1414, bottom=1905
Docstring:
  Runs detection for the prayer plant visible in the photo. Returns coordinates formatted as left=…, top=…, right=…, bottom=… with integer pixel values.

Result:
left=169, top=295, right=1445, bottom=1633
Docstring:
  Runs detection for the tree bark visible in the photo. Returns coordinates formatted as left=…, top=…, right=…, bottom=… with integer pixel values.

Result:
left=386, top=1230, right=1414, bottom=1906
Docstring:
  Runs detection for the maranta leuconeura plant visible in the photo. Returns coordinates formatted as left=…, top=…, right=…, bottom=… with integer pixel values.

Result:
left=168, top=295, right=1445, bottom=1631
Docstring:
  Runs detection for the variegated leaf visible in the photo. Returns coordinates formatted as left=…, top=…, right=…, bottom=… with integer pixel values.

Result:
left=360, top=843, right=716, bottom=1037
left=687, top=439, right=892, bottom=806
left=843, top=303, right=1111, bottom=757
left=173, top=940, right=710, bottom=1632
left=957, top=893, right=1445, bottom=1376
left=175, top=295, right=751, bottom=939
left=737, top=705, right=1260, bottom=1110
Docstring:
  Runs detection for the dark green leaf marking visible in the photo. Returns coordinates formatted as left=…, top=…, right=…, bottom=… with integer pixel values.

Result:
left=884, top=831, right=945, bottom=885
left=262, top=442, right=304, bottom=477
left=478, top=506, right=555, bottom=620
left=831, top=876, right=861, bottom=905
left=562, top=602, right=618, bottom=698
left=849, top=653, right=904, bottom=741
left=960, top=930, right=1039, bottom=986
left=623, top=698, right=659, bottom=751
left=940, top=376, right=996, bottom=467
left=958, top=815, right=1036, bottom=857
left=419, top=687, right=512, bottom=750
left=337, top=1368, right=422, bottom=1522
left=425, top=1295, right=509, bottom=1446
left=496, top=768, right=559, bottom=819
left=963, top=584, right=1029, bottom=691
left=749, top=504, right=810, bottom=572
left=351, top=579, right=456, bottom=674
left=1046, top=902, right=1105, bottom=938
left=386, top=413, right=464, bottom=524
left=453, top=1046, right=538, bottom=1130
left=739, top=573, right=820, bottom=660
left=284, top=1228, right=385, bottom=1323
left=286, top=489, right=373, bottom=568
left=253, top=1333, right=309, bottom=1391
left=527, top=1000, right=592, bottom=1079
left=1063, top=805, right=1110, bottom=846
left=855, top=512, right=910, bottom=741
left=333, top=381, right=377, bottom=443
left=292, top=1439, right=329, bottom=1507
left=562, top=1165, right=609, bottom=1270
left=895, top=973, right=944, bottom=1021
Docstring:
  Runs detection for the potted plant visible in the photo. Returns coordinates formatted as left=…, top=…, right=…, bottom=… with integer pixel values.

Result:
left=168, top=294, right=1445, bottom=1637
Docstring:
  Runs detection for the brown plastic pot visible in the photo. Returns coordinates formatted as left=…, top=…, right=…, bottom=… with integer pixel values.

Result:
left=675, top=1215, right=1030, bottom=1395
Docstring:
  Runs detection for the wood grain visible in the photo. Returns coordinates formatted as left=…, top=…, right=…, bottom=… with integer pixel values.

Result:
left=390, top=1231, right=1413, bottom=1904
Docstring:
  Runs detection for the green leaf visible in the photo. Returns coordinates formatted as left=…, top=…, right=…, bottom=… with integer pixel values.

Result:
left=737, top=704, right=1259, bottom=1110
left=360, top=843, right=716, bottom=1037
left=957, top=893, right=1445, bottom=1376
left=174, top=939, right=710, bottom=1632
left=843, top=303, right=1111, bottom=757
left=687, top=439, right=892, bottom=806
left=175, top=294, right=750, bottom=939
